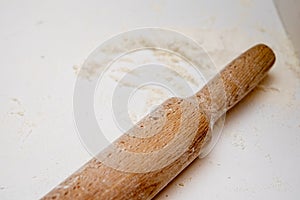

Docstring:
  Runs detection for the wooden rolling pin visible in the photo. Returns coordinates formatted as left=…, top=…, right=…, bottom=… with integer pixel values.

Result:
left=42, top=44, right=275, bottom=200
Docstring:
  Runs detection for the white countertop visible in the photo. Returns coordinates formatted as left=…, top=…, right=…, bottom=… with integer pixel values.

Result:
left=0, top=0, right=299, bottom=199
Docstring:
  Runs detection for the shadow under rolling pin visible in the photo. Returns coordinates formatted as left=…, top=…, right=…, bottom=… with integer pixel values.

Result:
left=42, top=44, right=275, bottom=200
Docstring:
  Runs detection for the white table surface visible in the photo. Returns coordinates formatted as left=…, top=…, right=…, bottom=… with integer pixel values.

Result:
left=0, top=0, right=299, bottom=199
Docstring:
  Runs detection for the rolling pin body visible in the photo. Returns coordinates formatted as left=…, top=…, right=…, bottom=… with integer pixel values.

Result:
left=42, top=44, right=275, bottom=200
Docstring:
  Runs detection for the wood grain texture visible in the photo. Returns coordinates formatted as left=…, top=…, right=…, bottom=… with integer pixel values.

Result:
left=42, top=44, right=275, bottom=200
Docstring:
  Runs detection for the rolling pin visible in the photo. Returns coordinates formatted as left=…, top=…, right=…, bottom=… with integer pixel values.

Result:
left=42, top=44, right=275, bottom=199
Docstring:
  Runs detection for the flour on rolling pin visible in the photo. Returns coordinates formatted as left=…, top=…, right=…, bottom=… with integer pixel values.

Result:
left=43, top=28, right=275, bottom=200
